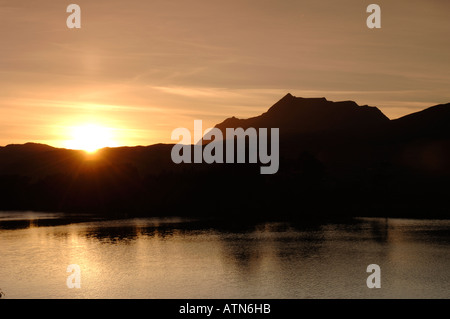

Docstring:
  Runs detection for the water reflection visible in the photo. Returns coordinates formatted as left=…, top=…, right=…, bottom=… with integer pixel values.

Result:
left=1, top=212, right=449, bottom=298
left=367, top=218, right=390, bottom=243
left=218, top=235, right=264, bottom=274
left=0, top=212, right=100, bottom=230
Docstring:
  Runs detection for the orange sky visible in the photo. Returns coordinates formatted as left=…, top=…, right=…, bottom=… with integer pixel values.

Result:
left=1, top=0, right=449, bottom=149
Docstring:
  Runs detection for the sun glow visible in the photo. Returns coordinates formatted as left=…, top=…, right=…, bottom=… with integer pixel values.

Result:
left=65, top=124, right=118, bottom=153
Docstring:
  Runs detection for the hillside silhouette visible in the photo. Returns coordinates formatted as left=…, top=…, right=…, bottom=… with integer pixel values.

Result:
left=215, top=94, right=390, bottom=136
left=0, top=94, right=449, bottom=220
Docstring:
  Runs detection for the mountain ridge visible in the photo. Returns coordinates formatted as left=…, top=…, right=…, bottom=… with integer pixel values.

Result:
left=0, top=94, right=449, bottom=219
left=2, top=94, right=450, bottom=150
left=215, top=93, right=390, bottom=136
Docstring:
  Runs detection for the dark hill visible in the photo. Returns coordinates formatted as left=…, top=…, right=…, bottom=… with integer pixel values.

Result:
left=215, top=93, right=390, bottom=137
left=0, top=95, right=449, bottom=220
left=391, top=102, right=450, bottom=140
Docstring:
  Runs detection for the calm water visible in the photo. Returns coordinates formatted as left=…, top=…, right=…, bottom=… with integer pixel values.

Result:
left=0, top=212, right=449, bottom=299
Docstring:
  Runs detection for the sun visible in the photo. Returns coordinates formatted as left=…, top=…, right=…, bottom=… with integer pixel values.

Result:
left=65, top=124, right=118, bottom=153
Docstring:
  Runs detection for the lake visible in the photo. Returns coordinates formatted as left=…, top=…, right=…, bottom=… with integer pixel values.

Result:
left=0, top=212, right=449, bottom=299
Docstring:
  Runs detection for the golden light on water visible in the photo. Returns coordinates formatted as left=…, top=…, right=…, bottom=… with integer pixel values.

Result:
left=65, top=124, right=118, bottom=153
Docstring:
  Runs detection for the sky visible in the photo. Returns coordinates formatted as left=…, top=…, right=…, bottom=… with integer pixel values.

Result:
left=1, top=0, right=449, bottom=149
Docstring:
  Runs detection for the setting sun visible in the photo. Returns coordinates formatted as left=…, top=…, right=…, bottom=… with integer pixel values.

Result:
left=65, top=124, right=118, bottom=153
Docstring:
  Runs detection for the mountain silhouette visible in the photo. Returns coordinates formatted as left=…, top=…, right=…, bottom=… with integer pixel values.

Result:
left=0, top=94, right=449, bottom=220
left=391, top=102, right=450, bottom=140
left=215, top=93, right=389, bottom=137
